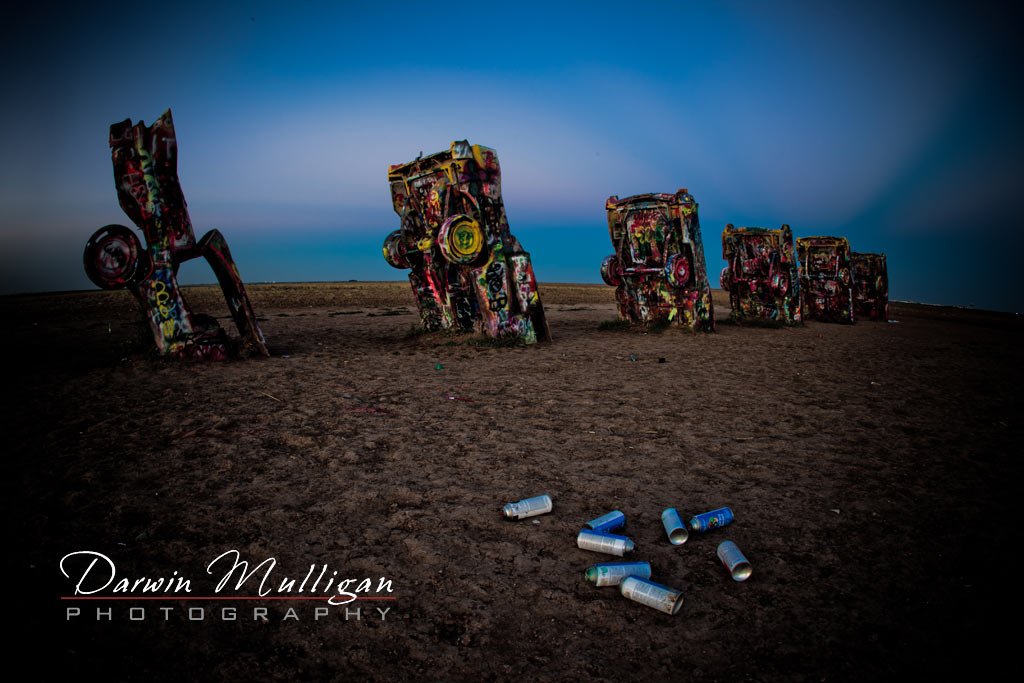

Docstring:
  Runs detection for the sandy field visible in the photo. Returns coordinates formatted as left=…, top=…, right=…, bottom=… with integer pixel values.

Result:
left=2, top=281, right=1021, bottom=681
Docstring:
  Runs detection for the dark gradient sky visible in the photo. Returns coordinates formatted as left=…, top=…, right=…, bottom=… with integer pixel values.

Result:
left=2, top=1, right=1021, bottom=311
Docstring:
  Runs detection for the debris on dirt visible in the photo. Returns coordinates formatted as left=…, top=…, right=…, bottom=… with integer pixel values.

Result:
left=661, top=508, right=689, bottom=545
left=717, top=540, right=753, bottom=582
left=584, top=510, right=626, bottom=533
left=689, top=507, right=735, bottom=534
left=502, top=494, right=553, bottom=520
left=620, top=576, right=684, bottom=615
left=577, top=530, right=636, bottom=556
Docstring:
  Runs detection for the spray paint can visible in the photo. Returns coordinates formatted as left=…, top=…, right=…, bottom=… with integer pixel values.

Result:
left=584, top=510, right=626, bottom=533
left=576, top=529, right=636, bottom=556
left=689, top=507, right=734, bottom=534
left=584, top=561, right=651, bottom=587
left=619, top=576, right=684, bottom=615
left=661, top=508, right=689, bottom=545
left=717, top=540, right=753, bottom=582
left=502, top=494, right=553, bottom=520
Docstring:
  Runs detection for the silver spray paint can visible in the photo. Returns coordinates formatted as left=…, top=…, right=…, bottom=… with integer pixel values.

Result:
left=584, top=510, right=626, bottom=532
left=717, top=540, right=753, bottom=582
left=585, top=561, right=652, bottom=587
left=661, top=508, right=689, bottom=545
left=689, top=506, right=734, bottom=533
left=619, top=576, right=685, bottom=615
left=502, top=494, right=553, bottom=520
left=576, top=529, right=636, bottom=556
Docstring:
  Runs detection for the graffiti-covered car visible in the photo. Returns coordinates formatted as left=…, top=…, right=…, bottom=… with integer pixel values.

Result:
left=600, top=189, right=714, bottom=331
left=83, top=109, right=268, bottom=360
left=381, top=141, right=550, bottom=343
left=797, top=236, right=855, bottom=324
left=851, top=251, right=889, bottom=321
left=720, top=224, right=802, bottom=324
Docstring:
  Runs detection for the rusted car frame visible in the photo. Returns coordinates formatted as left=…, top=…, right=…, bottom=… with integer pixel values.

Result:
left=382, top=141, right=550, bottom=343
left=83, top=109, right=268, bottom=359
left=600, top=189, right=714, bottom=331
left=851, top=251, right=889, bottom=321
left=720, top=224, right=802, bottom=324
left=797, top=236, right=855, bottom=324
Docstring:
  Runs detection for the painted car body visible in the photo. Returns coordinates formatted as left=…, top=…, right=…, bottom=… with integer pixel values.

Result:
left=720, top=224, right=802, bottom=324
left=600, top=189, right=714, bottom=331
left=83, top=109, right=268, bottom=360
left=382, top=141, right=550, bottom=343
left=797, top=236, right=855, bottom=324
left=851, top=251, right=889, bottom=321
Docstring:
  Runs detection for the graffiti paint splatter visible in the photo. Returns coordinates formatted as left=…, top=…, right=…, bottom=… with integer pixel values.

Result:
left=83, top=109, right=268, bottom=359
left=601, top=189, right=715, bottom=331
left=721, top=225, right=802, bottom=324
left=382, top=141, right=550, bottom=344
left=851, top=251, right=889, bottom=321
left=797, top=236, right=855, bottom=324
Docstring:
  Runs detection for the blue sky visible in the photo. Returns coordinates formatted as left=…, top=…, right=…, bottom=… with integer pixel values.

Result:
left=1, top=1, right=1021, bottom=311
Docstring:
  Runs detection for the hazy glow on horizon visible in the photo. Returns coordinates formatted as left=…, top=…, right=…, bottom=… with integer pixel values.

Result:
left=1, top=1, right=1020, bottom=310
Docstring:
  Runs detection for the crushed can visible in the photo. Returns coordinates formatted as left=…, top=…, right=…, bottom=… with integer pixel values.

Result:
left=661, top=508, right=689, bottom=545
left=576, top=529, right=636, bottom=556
left=689, top=506, right=734, bottom=534
left=502, top=494, right=553, bottom=520
left=585, top=561, right=652, bottom=587
left=620, top=576, right=684, bottom=615
left=717, top=540, right=753, bottom=582
left=584, top=510, right=626, bottom=533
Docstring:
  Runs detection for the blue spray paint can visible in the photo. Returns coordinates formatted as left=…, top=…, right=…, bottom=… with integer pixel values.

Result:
left=585, top=561, right=651, bottom=587
left=717, top=540, right=753, bottom=582
left=688, top=507, right=734, bottom=534
left=661, top=508, right=689, bottom=545
left=584, top=510, right=626, bottom=533
left=576, top=529, right=636, bottom=556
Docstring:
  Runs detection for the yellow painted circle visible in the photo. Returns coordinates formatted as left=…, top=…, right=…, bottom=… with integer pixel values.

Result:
left=449, top=218, right=483, bottom=260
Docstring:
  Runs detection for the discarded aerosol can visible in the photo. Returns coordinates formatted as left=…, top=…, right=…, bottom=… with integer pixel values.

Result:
left=584, top=510, right=626, bottom=533
left=576, top=529, right=636, bottom=556
left=585, top=561, right=652, bottom=587
left=661, top=508, right=689, bottom=545
left=717, top=540, right=753, bottom=582
left=689, top=506, right=734, bottom=534
left=619, top=576, right=684, bottom=615
left=502, top=494, right=553, bottom=520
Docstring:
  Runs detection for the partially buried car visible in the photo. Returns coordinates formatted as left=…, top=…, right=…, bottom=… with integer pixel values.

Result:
left=83, top=109, right=268, bottom=360
left=851, top=251, right=889, bottom=321
left=600, top=189, right=714, bottom=331
left=797, top=236, right=855, bottom=324
left=720, top=224, right=802, bottom=324
left=382, top=141, right=550, bottom=344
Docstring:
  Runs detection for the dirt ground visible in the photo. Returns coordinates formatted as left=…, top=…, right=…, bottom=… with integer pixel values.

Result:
left=2, top=282, right=1021, bottom=681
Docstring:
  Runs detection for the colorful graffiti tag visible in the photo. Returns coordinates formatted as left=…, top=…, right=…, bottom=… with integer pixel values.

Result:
left=796, top=236, right=855, bottom=324
left=851, top=251, right=889, bottom=321
left=721, top=225, right=802, bottom=324
left=600, top=190, right=714, bottom=331
left=83, top=109, right=269, bottom=359
left=382, top=141, right=551, bottom=343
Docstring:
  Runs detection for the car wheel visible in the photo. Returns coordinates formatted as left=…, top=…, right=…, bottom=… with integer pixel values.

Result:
left=601, top=255, right=622, bottom=287
left=664, top=253, right=691, bottom=288
left=771, top=272, right=788, bottom=295
left=438, top=214, right=487, bottom=267
left=84, top=224, right=146, bottom=289
left=719, top=266, right=733, bottom=291
left=382, top=229, right=411, bottom=269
